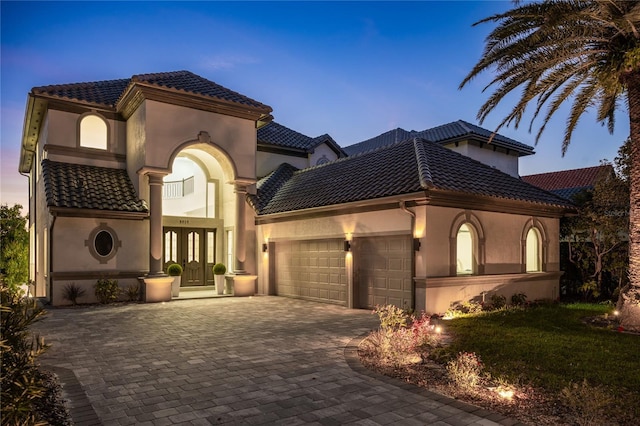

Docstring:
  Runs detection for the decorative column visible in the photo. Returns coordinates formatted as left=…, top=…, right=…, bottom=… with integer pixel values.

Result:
left=148, top=173, right=166, bottom=276
left=233, top=182, right=248, bottom=274
left=232, top=180, right=256, bottom=296
left=141, top=170, right=172, bottom=302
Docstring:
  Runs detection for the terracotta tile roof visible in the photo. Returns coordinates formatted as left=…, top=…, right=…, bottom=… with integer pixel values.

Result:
left=248, top=163, right=299, bottom=212
left=257, top=121, right=346, bottom=156
left=257, top=122, right=318, bottom=150
left=31, top=71, right=271, bottom=112
left=522, top=165, right=612, bottom=192
left=42, top=159, right=148, bottom=213
left=343, top=120, right=534, bottom=156
left=256, top=138, right=571, bottom=215
left=32, top=78, right=130, bottom=107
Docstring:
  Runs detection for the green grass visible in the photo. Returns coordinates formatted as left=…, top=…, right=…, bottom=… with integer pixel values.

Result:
left=437, top=303, right=639, bottom=407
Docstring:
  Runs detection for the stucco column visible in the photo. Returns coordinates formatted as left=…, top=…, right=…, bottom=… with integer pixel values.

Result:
left=147, top=173, right=166, bottom=276
left=234, top=182, right=248, bottom=274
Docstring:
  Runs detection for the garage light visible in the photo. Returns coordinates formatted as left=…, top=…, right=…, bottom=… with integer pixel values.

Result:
left=413, top=238, right=421, bottom=251
left=344, top=240, right=351, bottom=252
left=262, top=243, right=268, bottom=253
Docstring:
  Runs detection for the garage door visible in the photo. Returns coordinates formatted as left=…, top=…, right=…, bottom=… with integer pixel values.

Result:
left=355, top=235, right=413, bottom=310
left=275, top=239, right=347, bottom=305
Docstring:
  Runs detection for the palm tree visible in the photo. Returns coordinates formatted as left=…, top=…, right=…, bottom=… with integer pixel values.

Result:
left=460, top=0, right=640, bottom=329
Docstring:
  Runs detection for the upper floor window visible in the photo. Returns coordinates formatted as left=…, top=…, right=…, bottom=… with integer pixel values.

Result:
left=525, top=227, right=542, bottom=272
left=456, top=223, right=475, bottom=275
left=80, top=114, right=108, bottom=150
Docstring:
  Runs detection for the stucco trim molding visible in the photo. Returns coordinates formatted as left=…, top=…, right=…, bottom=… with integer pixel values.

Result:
left=44, top=144, right=126, bottom=163
left=51, top=270, right=147, bottom=280
left=50, top=208, right=148, bottom=220
left=415, top=271, right=564, bottom=288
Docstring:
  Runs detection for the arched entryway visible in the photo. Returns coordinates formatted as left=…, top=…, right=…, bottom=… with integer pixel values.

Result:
left=162, top=144, right=236, bottom=288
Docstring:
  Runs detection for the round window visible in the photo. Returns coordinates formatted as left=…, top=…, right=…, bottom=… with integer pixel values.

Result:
left=94, top=230, right=114, bottom=257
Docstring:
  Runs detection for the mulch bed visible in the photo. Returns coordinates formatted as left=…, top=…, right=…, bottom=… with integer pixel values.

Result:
left=357, top=315, right=634, bottom=426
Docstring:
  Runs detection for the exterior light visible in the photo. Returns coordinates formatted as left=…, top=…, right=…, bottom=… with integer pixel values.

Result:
left=613, top=310, right=620, bottom=316
left=413, top=238, right=421, bottom=251
left=498, top=388, right=514, bottom=400
left=435, top=325, right=442, bottom=334
left=262, top=243, right=268, bottom=253
left=344, top=240, right=351, bottom=252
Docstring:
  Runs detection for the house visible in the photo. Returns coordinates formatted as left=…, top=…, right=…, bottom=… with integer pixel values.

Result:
left=522, top=165, right=615, bottom=200
left=19, top=70, right=574, bottom=312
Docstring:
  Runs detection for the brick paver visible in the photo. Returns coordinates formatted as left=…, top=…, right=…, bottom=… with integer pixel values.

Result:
left=34, top=296, right=525, bottom=425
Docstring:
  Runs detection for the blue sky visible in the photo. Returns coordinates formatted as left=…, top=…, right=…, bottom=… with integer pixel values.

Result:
left=1, top=1, right=629, bottom=210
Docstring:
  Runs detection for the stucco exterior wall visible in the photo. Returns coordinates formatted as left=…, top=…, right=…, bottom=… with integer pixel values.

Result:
left=43, top=109, right=127, bottom=168
left=49, top=217, right=148, bottom=305
left=142, top=100, right=257, bottom=180
left=423, top=206, right=560, bottom=277
left=418, top=272, right=562, bottom=314
left=446, top=142, right=520, bottom=177
left=309, top=143, right=340, bottom=167
left=51, top=217, right=148, bottom=273
left=126, top=103, right=147, bottom=197
left=257, top=151, right=307, bottom=178
left=33, top=119, right=51, bottom=298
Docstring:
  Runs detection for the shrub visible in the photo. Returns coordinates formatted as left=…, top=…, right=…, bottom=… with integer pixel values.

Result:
left=213, top=263, right=227, bottom=275
left=360, top=327, right=418, bottom=367
left=373, top=304, right=407, bottom=330
left=446, top=351, right=484, bottom=392
left=444, top=300, right=483, bottom=318
left=511, top=292, right=528, bottom=306
left=487, top=294, right=507, bottom=310
left=61, top=283, right=85, bottom=305
left=0, top=281, right=50, bottom=424
left=362, top=306, right=442, bottom=367
left=561, top=379, right=614, bottom=426
left=167, top=264, right=182, bottom=276
left=125, top=283, right=140, bottom=302
left=410, top=312, right=440, bottom=349
left=94, top=278, right=120, bottom=304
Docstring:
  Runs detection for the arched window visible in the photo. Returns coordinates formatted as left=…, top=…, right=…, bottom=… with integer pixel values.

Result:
left=79, top=114, right=108, bottom=150
left=456, top=223, right=475, bottom=275
left=525, top=227, right=542, bottom=272
left=450, top=212, right=485, bottom=276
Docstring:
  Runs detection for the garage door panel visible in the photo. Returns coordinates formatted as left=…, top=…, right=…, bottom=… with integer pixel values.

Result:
left=356, top=235, right=413, bottom=310
left=275, top=239, right=347, bottom=306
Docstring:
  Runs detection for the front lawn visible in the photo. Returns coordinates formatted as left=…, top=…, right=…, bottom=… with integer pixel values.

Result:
left=359, top=303, right=639, bottom=425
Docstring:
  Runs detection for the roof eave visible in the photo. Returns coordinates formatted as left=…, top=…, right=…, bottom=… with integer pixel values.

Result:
left=441, top=135, right=535, bottom=157
left=49, top=206, right=149, bottom=220
left=425, top=188, right=575, bottom=218
left=255, top=192, right=428, bottom=224
left=117, top=82, right=273, bottom=122
left=19, top=94, right=47, bottom=174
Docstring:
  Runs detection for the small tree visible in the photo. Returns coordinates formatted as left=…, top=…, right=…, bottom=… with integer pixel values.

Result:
left=0, top=205, right=29, bottom=291
left=562, top=149, right=630, bottom=300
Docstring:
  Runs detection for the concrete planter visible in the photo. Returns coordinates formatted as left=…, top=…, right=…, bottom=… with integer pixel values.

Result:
left=171, top=276, right=182, bottom=297
left=144, top=276, right=173, bottom=302
left=214, top=275, right=225, bottom=295
left=224, top=276, right=234, bottom=295
left=233, top=275, right=257, bottom=297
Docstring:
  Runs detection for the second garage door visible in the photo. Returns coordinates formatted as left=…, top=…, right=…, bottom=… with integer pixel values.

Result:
left=275, top=239, right=348, bottom=305
left=355, top=235, right=413, bottom=310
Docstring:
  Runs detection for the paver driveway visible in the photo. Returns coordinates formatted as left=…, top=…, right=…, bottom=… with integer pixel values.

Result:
left=34, top=296, right=522, bottom=425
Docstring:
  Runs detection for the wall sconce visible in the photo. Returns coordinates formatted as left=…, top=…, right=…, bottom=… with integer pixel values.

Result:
left=413, top=238, right=421, bottom=252
left=262, top=243, right=268, bottom=253
left=344, top=240, right=351, bottom=252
